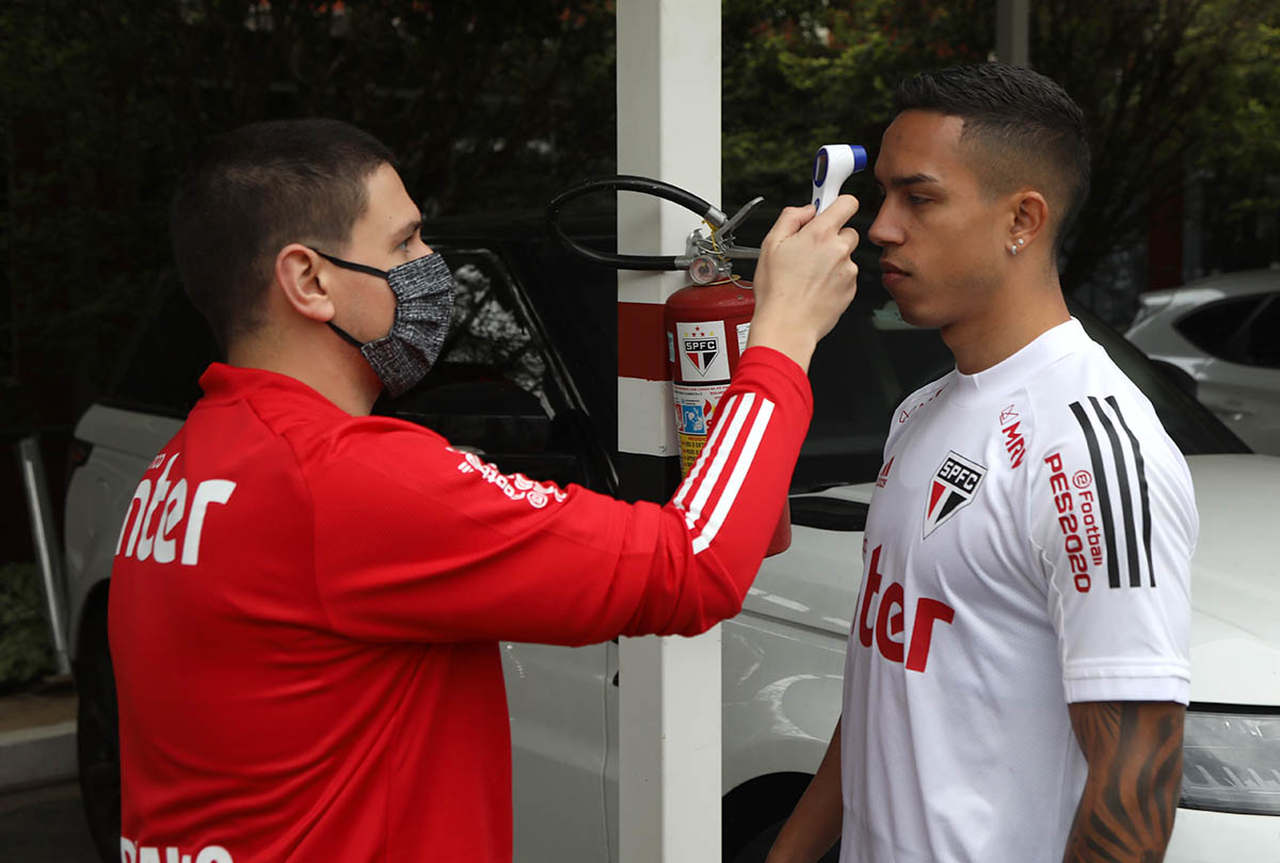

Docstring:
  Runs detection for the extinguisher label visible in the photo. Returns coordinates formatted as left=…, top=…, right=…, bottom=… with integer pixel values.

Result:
left=673, top=382, right=730, bottom=475
left=736, top=322, right=751, bottom=355
left=676, top=320, right=731, bottom=381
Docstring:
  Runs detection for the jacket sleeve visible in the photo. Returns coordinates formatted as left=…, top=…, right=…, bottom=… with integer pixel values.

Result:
left=308, top=346, right=813, bottom=645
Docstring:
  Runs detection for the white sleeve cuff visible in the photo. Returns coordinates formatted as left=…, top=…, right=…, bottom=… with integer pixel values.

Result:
left=1064, top=671, right=1190, bottom=705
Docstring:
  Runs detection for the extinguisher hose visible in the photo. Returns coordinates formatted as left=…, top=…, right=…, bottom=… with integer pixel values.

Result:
left=546, top=175, right=727, bottom=271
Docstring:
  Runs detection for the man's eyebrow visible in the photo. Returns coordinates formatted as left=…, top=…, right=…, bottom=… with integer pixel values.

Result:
left=391, top=217, right=422, bottom=247
left=886, top=173, right=941, bottom=188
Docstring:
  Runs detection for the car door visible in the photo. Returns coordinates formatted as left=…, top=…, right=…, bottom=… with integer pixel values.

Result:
left=382, top=247, right=614, bottom=862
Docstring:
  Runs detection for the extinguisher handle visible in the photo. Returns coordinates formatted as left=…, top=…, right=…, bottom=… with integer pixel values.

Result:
left=547, top=175, right=728, bottom=271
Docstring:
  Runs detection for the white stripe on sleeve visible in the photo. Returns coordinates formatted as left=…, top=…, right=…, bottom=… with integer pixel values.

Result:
left=673, top=393, right=740, bottom=510
left=691, top=397, right=774, bottom=554
left=681, top=393, right=755, bottom=532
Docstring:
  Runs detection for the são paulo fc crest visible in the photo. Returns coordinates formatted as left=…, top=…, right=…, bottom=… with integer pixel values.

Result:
left=676, top=321, right=731, bottom=380
left=923, top=451, right=987, bottom=538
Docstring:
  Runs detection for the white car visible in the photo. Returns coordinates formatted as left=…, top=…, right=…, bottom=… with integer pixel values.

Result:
left=55, top=228, right=1280, bottom=862
left=1127, top=269, right=1280, bottom=454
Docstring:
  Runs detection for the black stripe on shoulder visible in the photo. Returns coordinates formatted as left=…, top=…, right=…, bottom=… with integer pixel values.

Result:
left=1068, top=400, right=1121, bottom=589
left=1106, top=395, right=1155, bottom=587
left=1089, top=396, right=1141, bottom=588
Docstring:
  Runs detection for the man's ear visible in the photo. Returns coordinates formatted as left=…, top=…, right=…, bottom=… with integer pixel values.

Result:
left=1009, top=189, right=1049, bottom=255
left=274, top=243, right=335, bottom=323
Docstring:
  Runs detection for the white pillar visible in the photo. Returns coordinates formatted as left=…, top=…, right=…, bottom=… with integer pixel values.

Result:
left=996, top=0, right=1030, bottom=67
left=616, top=1, right=722, bottom=861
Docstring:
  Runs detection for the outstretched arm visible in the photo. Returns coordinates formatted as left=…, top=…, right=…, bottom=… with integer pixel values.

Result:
left=1063, top=701, right=1184, bottom=863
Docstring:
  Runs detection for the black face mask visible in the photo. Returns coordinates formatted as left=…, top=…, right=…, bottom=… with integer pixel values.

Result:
left=315, top=250, right=455, bottom=397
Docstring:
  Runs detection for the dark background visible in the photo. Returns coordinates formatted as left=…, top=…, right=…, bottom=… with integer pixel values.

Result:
left=3, top=0, right=1279, bottom=571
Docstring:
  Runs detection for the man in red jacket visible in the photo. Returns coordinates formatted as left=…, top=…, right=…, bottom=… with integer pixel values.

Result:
left=109, top=117, right=861, bottom=862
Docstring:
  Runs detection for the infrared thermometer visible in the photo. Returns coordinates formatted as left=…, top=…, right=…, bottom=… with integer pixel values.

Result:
left=811, top=144, right=868, bottom=213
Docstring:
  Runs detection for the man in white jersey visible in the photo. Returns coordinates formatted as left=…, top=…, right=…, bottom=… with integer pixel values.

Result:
left=766, top=63, right=1196, bottom=863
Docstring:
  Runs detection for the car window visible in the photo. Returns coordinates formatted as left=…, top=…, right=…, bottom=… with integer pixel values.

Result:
left=374, top=248, right=608, bottom=490
left=796, top=279, right=953, bottom=490
left=1238, top=293, right=1280, bottom=369
left=105, top=279, right=219, bottom=418
left=376, top=249, right=552, bottom=435
left=1073, top=303, right=1250, bottom=457
left=1173, top=295, right=1262, bottom=360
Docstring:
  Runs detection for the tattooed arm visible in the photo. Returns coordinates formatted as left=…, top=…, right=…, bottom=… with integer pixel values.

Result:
left=1063, top=701, right=1185, bottom=863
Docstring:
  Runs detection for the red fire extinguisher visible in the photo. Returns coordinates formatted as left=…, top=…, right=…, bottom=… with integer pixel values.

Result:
left=664, top=278, right=791, bottom=555
left=548, top=176, right=791, bottom=555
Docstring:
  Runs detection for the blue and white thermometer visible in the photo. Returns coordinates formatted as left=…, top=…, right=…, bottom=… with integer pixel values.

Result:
left=811, top=144, right=868, bottom=213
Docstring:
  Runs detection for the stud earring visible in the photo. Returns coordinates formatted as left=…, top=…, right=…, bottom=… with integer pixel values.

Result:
left=1010, top=244, right=1018, bottom=256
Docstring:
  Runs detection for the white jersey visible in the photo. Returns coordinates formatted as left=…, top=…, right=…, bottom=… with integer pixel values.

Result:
left=840, top=318, right=1197, bottom=863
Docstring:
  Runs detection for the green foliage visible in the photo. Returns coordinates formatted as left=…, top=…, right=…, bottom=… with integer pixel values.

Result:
left=2, top=0, right=1279, bottom=440
left=724, top=0, right=1280, bottom=298
left=723, top=0, right=994, bottom=211
left=1032, top=0, right=1280, bottom=292
left=0, top=562, right=56, bottom=690
left=0, top=1, right=617, bottom=434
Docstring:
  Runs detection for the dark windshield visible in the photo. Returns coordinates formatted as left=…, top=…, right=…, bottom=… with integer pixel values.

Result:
left=794, top=280, right=1249, bottom=492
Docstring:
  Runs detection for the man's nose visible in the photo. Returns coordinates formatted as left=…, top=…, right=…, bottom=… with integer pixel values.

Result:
left=867, top=205, right=899, bottom=248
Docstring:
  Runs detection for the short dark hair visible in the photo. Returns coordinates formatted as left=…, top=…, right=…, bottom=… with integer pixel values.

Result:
left=894, top=63, right=1091, bottom=259
left=170, top=118, right=395, bottom=349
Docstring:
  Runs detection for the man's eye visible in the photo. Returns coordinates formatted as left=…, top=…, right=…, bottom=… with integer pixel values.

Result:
left=907, top=194, right=930, bottom=205
left=397, top=238, right=411, bottom=251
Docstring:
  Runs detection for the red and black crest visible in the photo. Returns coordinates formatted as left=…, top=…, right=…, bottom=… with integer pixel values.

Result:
left=924, top=451, right=986, bottom=538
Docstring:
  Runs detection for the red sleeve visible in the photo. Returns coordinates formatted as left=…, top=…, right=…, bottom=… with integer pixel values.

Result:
left=308, top=346, right=812, bottom=645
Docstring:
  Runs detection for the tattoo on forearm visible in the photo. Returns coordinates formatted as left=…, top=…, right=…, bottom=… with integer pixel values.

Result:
left=1062, top=702, right=1184, bottom=863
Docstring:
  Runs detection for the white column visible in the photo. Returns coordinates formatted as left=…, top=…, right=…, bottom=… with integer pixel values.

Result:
left=996, top=0, right=1031, bottom=67
left=617, top=1, right=722, bottom=861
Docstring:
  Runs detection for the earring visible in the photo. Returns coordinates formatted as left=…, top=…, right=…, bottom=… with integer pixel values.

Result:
left=1010, top=244, right=1018, bottom=256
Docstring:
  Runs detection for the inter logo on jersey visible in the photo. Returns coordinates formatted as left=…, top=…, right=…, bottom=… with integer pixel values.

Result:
left=923, top=451, right=986, bottom=538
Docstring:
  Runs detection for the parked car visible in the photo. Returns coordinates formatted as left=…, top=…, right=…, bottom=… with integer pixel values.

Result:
left=57, top=213, right=1278, bottom=863
left=1126, top=268, right=1280, bottom=454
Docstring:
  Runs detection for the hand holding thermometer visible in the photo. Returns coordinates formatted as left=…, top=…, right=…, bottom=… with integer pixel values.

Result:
left=811, top=144, right=868, bottom=213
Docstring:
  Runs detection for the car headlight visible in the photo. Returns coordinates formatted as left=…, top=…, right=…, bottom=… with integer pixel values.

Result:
left=1181, top=708, right=1280, bottom=815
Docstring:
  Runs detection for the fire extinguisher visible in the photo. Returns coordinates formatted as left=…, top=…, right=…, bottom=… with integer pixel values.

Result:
left=547, top=176, right=791, bottom=555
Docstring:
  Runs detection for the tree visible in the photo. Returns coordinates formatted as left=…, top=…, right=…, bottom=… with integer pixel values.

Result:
left=721, top=0, right=1280, bottom=321
left=0, top=0, right=617, bottom=437
left=1034, top=0, right=1280, bottom=302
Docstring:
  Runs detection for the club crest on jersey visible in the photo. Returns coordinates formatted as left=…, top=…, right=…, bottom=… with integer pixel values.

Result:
left=924, top=451, right=987, bottom=538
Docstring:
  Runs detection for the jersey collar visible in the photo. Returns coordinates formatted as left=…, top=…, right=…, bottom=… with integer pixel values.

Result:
left=197, top=362, right=350, bottom=416
left=952, top=318, right=1088, bottom=396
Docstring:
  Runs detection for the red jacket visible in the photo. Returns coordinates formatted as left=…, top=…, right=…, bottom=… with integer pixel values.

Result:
left=109, top=346, right=811, bottom=862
